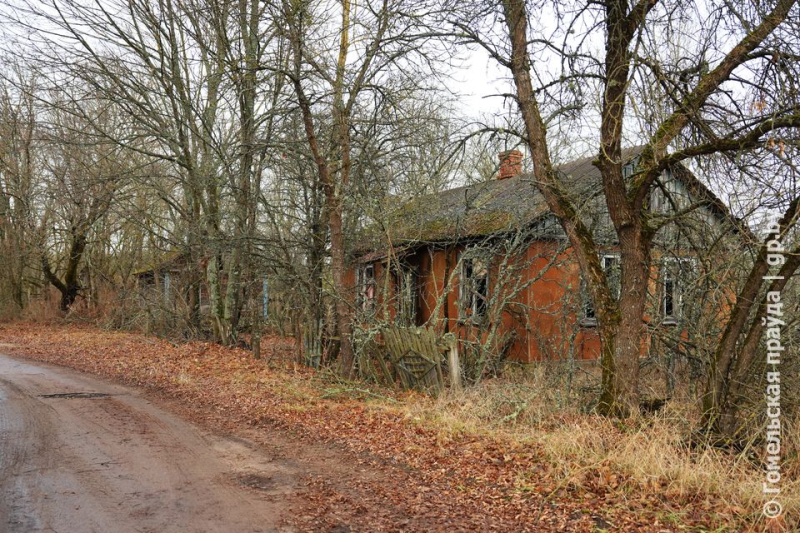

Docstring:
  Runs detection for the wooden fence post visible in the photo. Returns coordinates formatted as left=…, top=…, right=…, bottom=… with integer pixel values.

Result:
left=448, top=340, right=462, bottom=391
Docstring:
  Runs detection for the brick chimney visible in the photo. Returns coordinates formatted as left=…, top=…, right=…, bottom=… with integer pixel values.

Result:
left=498, top=150, right=523, bottom=180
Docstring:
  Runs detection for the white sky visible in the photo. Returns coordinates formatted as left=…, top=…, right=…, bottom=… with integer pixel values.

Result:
left=448, top=47, right=513, bottom=119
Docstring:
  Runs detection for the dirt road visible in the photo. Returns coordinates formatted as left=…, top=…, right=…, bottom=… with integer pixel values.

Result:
left=0, top=353, right=299, bottom=533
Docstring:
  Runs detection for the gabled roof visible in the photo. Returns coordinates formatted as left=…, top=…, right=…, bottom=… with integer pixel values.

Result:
left=363, top=147, right=743, bottom=250
left=375, top=148, right=635, bottom=245
left=386, top=171, right=548, bottom=243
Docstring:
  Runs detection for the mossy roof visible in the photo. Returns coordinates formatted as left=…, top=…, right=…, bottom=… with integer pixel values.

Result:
left=387, top=174, right=545, bottom=243
left=364, top=146, right=742, bottom=250
left=377, top=150, right=610, bottom=246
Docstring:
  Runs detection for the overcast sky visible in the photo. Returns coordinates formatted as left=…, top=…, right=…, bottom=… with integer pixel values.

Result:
left=448, top=46, right=513, bottom=119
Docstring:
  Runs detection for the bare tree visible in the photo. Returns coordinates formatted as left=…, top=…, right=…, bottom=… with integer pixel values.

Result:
left=0, top=66, right=39, bottom=313
left=37, top=93, right=131, bottom=311
left=279, top=0, right=449, bottom=376
left=450, top=0, right=800, bottom=416
left=4, top=0, right=291, bottom=341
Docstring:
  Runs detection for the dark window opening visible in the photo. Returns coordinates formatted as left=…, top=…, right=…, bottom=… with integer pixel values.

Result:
left=663, top=278, right=675, bottom=318
left=582, top=254, right=619, bottom=324
left=661, top=258, right=695, bottom=323
left=394, top=265, right=418, bottom=326
left=358, top=264, right=376, bottom=314
left=460, top=251, right=490, bottom=322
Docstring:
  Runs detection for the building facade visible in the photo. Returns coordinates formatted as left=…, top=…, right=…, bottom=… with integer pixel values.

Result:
left=352, top=148, right=740, bottom=363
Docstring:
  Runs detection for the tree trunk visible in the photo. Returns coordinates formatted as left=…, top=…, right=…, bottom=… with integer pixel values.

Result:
left=328, top=197, right=356, bottom=377
left=207, top=254, right=228, bottom=341
left=502, top=0, right=631, bottom=414
left=609, top=238, right=650, bottom=415
left=221, top=0, right=260, bottom=345
left=703, top=199, right=800, bottom=432
left=287, top=0, right=357, bottom=378
left=713, top=242, right=800, bottom=439
left=42, top=225, right=91, bottom=313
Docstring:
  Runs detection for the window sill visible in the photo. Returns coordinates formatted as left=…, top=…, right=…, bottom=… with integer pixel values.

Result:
left=662, top=318, right=678, bottom=326
left=579, top=318, right=598, bottom=328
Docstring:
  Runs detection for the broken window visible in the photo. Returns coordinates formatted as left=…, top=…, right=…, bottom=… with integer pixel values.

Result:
left=394, top=265, right=417, bottom=326
left=357, top=264, right=376, bottom=314
left=582, top=254, right=620, bottom=324
left=661, top=257, right=695, bottom=323
left=460, top=248, right=490, bottom=322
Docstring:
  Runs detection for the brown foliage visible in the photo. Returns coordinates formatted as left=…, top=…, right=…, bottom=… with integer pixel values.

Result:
left=0, top=321, right=788, bottom=531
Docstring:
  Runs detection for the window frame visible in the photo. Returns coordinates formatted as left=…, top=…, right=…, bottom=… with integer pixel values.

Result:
left=393, top=263, right=418, bottom=326
left=581, top=253, right=620, bottom=326
left=357, top=263, right=377, bottom=314
left=660, top=257, right=696, bottom=324
left=459, top=247, right=491, bottom=323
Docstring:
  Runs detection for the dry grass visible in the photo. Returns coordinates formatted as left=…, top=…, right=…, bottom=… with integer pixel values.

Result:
left=400, top=375, right=799, bottom=529
left=1, top=318, right=794, bottom=530
left=17, top=292, right=66, bottom=323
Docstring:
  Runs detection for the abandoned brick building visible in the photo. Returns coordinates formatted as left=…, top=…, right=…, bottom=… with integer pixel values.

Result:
left=352, top=148, right=740, bottom=362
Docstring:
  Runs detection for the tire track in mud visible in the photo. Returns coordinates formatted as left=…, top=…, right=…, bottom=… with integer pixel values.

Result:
left=0, top=355, right=300, bottom=533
